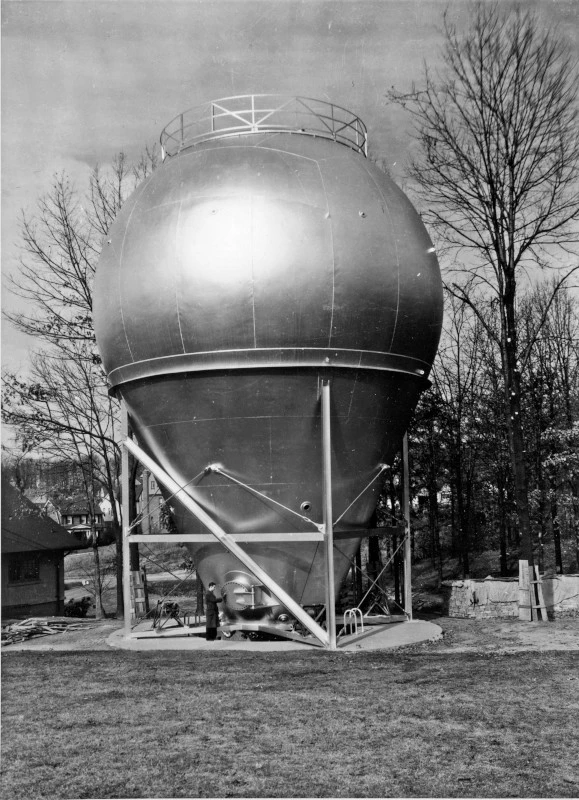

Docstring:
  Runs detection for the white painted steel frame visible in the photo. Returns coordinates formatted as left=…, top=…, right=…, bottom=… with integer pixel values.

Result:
left=128, top=532, right=324, bottom=543
left=120, top=391, right=413, bottom=647
left=120, top=392, right=343, bottom=648
left=121, top=406, right=132, bottom=637
left=322, top=380, right=337, bottom=649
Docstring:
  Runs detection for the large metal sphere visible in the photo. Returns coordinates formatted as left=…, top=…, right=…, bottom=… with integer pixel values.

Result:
left=95, top=133, right=441, bottom=383
left=94, top=100, right=443, bottom=621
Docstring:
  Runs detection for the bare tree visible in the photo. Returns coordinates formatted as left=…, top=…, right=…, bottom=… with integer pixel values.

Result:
left=2, top=342, right=122, bottom=616
left=5, top=150, right=157, bottom=347
left=521, top=282, right=579, bottom=571
left=430, top=294, right=494, bottom=577
left=389, top=3, right=579, bottom=564
left=3, top=150, right=157, bottom=615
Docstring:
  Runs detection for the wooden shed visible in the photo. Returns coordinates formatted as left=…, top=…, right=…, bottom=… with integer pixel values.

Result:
left=2, top=478, right=86, bottom=619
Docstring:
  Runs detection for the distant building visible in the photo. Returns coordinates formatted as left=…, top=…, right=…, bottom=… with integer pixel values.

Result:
left=136, top=471, right=171, bottom=533
left=58, top=493, right=116, bottom=546
left=2, top=478, right=86, bottom=618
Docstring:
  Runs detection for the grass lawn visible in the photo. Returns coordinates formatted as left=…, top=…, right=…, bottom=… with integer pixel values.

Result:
left=2, top=649, right=578, bottom=799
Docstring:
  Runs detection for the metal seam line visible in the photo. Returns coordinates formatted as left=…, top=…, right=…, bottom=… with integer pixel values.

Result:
left=314, top=160, right=335, bottom=349
left=250, top=194, right=258, bottom=349
left=175, top=182, right=187, bottom=354
left=117, top=179, right=151, bottom=363
left=361, top=160, right=401, bottom=353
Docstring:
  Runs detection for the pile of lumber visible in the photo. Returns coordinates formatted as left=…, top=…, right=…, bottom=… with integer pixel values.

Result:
left=1, top=616, right=99, bottom=647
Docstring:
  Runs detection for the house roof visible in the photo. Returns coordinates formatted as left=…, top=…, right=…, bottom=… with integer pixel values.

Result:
left=1, top=478, right=87, bottom=554
left=59, top=493, right=104, bottom=515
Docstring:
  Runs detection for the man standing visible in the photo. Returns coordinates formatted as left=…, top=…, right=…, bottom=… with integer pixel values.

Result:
left=205, top=581, right=224, bottom=641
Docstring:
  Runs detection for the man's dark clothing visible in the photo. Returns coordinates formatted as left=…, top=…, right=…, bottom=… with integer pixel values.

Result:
left=205, top=588, right=223, bottom=641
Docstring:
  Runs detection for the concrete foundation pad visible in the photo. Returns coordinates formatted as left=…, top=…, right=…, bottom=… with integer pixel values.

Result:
left=106, top=619, right=443, bottom=652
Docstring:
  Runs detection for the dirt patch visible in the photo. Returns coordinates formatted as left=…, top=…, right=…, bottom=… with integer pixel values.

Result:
left=412, top=615, right=579, bottom=653
left=3, top=614, right=578, bottom=653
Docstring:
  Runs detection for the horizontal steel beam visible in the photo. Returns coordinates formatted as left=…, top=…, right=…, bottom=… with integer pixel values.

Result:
left=127, top=528, right=402, bottom=543
left=128, top=532, right=324, bottom=543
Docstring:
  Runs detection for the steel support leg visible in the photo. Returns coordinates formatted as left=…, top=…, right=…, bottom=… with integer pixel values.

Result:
left=122, top=437, right=330, bottom=647
left=121, top=404, right=133, bottom=636
left=322, top=380, right=337, bottom=650
left=403, top=433, right=413, bottom=619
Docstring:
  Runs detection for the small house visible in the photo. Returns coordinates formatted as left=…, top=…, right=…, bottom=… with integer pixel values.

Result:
left=58, top=493, right=116, bottom=546
left=1, top=478, right=86, bottom=619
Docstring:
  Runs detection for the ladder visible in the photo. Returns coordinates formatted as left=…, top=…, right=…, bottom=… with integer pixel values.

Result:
left=130, top=570, right=148, bottom=618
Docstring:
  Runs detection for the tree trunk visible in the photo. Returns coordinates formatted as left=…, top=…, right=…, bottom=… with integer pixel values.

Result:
left=498, top=471, right=509, bottom=575
left=454, top=454, right=470, bottom=578
left=450, top=481, right=459, bottom=557
left=536, top=444, right=548, bottom=574
left=93, top=541, right=105, bottom=619
left=368, top=533, right=385, bottom=595
left=551, top=500, right=563, bottom=575
left=129, top=453, right=140, bottom=572
left=503, top=288, right=534, bottom=565
left=428, top=482, right=442, bottom=586
left=114, top=525, right=124, bottom=616
left=572, top=479, right=579, bottom=572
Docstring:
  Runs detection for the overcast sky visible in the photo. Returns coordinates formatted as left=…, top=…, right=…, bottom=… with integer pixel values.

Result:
left=2, top=0, right=578, bottom=369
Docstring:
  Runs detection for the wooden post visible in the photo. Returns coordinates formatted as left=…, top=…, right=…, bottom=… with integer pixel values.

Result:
left=518, top=559, right=532, bottom=621
left=142, top=566, right=150, bottom=614
left=403, top=433, right=413, bottom=620
left=121, top=404, right=132, bottom=636
left=131, top=571, right=147, bottom=618
left=534, top=565, right=549, bottom=622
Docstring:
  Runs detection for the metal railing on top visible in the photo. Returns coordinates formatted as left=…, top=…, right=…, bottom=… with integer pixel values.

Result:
left=160, top=95, right=368, bottom=159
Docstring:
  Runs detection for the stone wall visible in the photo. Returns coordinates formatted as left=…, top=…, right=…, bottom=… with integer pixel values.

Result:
left=541, top=575, right=579, bottom=619
left=442, top=575, right=579, bottom=619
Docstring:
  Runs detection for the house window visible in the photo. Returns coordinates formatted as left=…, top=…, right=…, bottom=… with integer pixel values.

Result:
left=150, top=478, right=157, bottom=493
left=9, top=553, right=41, bottom=583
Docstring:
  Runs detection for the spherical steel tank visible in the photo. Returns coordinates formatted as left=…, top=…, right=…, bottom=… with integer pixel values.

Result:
left=93, top=96, right=443, bottom=626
